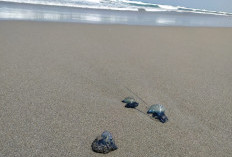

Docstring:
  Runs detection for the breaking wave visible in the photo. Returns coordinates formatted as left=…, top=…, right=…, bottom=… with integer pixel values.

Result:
left=1, top=0, right=231, bottom=16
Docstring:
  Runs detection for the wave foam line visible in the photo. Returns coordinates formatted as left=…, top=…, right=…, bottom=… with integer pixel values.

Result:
left=0, top=0, right=231, bottom=16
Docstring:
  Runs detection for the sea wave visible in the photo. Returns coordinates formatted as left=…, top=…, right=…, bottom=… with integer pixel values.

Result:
left=0, top=0, right=231, bottom=16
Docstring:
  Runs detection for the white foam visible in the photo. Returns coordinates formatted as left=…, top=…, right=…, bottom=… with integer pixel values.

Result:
left=159, top=4, right=178, bottom=10
left=1, top=0, right=231, bottom=16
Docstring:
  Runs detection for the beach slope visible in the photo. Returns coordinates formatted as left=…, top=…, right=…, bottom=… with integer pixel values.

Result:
left=0, top=21, right=232, bottom=156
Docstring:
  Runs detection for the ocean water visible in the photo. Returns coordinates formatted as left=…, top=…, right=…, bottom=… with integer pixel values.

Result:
left=1, top=0, right=232, bottom=27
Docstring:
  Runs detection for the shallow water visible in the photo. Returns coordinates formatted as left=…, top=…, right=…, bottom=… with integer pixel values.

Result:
left=1, top=1, right=232, bottom=27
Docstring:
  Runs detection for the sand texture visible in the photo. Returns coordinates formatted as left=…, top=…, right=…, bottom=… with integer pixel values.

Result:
left=0, top=21, right=232, bottom=157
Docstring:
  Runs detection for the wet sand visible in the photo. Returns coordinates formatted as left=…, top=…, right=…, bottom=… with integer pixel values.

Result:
left=0, top=21, right=232, bottom=156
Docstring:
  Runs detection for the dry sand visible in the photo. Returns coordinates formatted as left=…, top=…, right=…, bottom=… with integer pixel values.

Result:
left=0, top=21, right=232, bottom=157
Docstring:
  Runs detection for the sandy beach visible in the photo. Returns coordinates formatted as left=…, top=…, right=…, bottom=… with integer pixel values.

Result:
left=0, top=21, right=232, bottom=156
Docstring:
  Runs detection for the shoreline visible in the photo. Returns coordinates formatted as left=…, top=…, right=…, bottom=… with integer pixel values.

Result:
left=3, top=19, right=232, bottom=29
left=0, top=21, right=232, bottom=156
left=1, top=1, right=232, bottom=27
